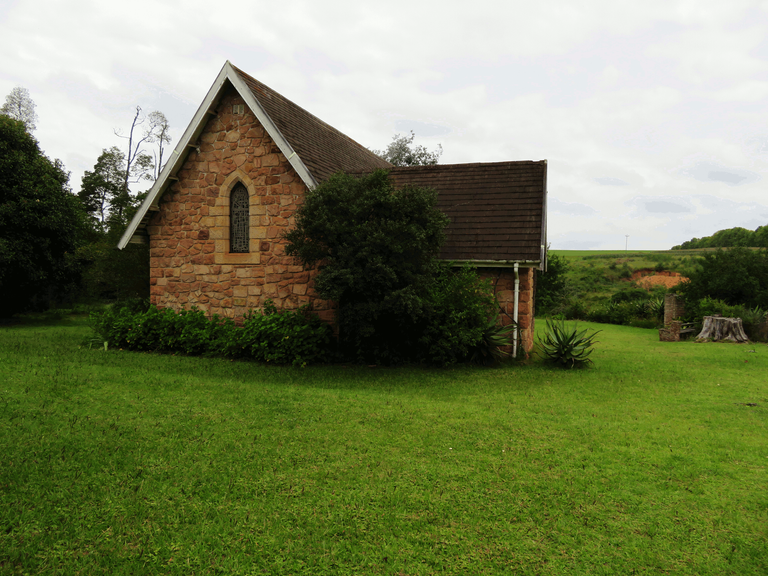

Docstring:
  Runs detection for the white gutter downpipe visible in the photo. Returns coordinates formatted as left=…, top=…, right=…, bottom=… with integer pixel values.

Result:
left=513, top=263, right=520, bottom=359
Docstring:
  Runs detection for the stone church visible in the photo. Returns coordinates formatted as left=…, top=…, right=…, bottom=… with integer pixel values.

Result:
left=119, top=62, right=548, bottom=353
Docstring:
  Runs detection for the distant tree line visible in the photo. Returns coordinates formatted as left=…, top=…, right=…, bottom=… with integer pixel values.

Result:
left=677, top=246, right=768, bottom=310
left=672, top=225, right=768, bottom=250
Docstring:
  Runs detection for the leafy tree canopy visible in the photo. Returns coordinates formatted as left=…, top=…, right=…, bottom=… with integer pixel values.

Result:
left=285, top=170, right=447, bottom=303
left=678, top=247, right=768, bottom=309
left=76, top=147, right=149, bottom=301
left=72, top=107, right=169, bottom=303
left=79, top=146, right=127, bottom=232
left=75, top=159, right=150, bottom=302
left=0, top=116, right=87, bottom=315
left=372, top=131, right=443, bottom=166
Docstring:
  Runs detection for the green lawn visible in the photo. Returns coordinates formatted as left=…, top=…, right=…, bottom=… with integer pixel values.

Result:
left=1, top=314, right=766, bottom=575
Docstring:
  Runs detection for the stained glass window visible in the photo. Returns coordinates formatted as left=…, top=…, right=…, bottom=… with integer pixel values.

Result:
left=230, top=183, right=249, bottom=253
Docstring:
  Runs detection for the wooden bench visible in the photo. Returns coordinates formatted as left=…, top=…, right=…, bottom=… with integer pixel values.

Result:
left=678, top=322, right=697, bottom=337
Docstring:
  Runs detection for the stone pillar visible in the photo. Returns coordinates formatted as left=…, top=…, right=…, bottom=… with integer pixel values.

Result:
left=664, top=293, right=684, bottom=325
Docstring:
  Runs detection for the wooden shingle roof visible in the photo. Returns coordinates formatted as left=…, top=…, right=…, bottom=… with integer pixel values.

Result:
left=389, top=161, right=547, bottom=265
left=233, top=66, right=392, bottom=183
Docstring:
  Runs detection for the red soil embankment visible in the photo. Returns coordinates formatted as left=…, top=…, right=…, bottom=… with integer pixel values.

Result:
left=626, top=269, right=688, bottom=289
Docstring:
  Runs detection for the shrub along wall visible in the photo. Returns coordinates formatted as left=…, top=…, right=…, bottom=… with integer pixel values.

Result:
left=92, top=280, right=515, bottom=367
left=90, top=300, right=333, bottom=366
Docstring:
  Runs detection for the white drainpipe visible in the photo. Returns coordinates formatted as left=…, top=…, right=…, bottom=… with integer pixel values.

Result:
left=513, top=263, right=520, bottom=358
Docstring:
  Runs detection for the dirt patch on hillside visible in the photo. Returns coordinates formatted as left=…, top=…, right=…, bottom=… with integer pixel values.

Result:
left=627, top=269, right=688, bottom=289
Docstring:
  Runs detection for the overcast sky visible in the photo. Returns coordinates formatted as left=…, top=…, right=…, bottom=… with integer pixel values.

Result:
left=3, top=0, right=768, bottom=250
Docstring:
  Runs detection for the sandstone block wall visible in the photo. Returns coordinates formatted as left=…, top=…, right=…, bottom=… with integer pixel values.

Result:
left=147, top=88, right=334, bottom=322
left=479, top=267, right=536, bottom=353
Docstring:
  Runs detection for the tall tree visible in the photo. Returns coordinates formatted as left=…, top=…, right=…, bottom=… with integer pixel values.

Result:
left=0, top=116, right=87, bottom=315
left=107, top=108, right=172, bottom=227
left=76, top=146, right=150, bottom=301
left=284, top=170, right=503, bottom=365
left=372, top=131, right=443, bottom=166
left=1, top=86, right=38, bottom=133
left=114, top=107, right=172, bottom=187
left=78, top=147, right=127, bottom=230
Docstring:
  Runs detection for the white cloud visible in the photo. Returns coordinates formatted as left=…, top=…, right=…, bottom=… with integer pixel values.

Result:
left=646, top=24, right=767, bottom=84
left=711, top=81, right=768, bottom=102
left=595, top=177, right=630, bottom=186
left=677, top=160, right=761, bottom=186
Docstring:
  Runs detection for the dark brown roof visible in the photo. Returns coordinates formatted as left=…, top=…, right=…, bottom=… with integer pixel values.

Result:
left=389, top=161, right=547, bottom=263
left=233, top=66, right=392, bottom=183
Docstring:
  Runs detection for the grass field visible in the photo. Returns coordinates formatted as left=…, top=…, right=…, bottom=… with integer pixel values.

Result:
left=1, top=313, right=767, bottom=575
left=551, top=249, right=701, bottom=272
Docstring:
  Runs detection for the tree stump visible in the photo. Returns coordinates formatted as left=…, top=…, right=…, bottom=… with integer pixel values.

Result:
left=696, top=316, right=749, bottom=343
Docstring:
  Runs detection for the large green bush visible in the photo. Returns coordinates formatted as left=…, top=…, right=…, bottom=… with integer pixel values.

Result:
left=284, top=170, right=505, bottom=364
left=418, top=263, right=504, bottom=365
left=610, top=287, right=650, bottom=304
left=587, top=301, right=636, bottom=325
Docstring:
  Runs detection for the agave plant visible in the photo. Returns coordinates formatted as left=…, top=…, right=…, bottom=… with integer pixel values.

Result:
left=471, top=313, right=515, bottom=364
left=740, top=306, right=767, bottom=326
left=633, top=299, right=650, bottom=318
left=537, top=318, right=601, bottom=368
left=647, top=297, right=664, bottom=321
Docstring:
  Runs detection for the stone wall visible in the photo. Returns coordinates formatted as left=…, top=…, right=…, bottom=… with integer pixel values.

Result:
left=147, top=88, right=334, bottom=322
left=479, top=267, right=536, bottom=353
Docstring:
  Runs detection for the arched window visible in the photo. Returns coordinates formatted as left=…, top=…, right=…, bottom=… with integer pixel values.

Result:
left=230, top=183, right=250, bottom=253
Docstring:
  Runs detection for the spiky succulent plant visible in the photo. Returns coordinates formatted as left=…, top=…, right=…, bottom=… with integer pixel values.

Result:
left=537, top=319, right=600, bottom=368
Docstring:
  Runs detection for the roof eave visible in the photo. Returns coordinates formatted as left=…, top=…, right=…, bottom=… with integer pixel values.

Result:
left=447, top=259, right=542, bottom=268
left=118, top=63, right=232, bottom=249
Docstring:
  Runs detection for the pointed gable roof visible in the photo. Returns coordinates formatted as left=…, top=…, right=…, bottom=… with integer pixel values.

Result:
left=232, top=66, right=392, bottom=183
left=119, top=61, right=390, bottom=248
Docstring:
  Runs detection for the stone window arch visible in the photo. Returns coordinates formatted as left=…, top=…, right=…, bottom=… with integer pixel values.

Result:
left=212, top=170, right=261, bottom=265
left=229, top=182, right=250, bottom=253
